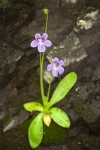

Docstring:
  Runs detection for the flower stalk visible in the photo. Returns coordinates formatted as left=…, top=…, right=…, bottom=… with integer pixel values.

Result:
left=40, top=52, right=44, bottom=103
left=40, top=8, right=49, bottom=105
left=43, top=9, right=51, bottom=101
left=47, top=82, right=51, bottom=100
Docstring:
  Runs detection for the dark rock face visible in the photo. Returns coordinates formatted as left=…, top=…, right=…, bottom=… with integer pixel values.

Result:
left=0, top=0, right=100, bottom=150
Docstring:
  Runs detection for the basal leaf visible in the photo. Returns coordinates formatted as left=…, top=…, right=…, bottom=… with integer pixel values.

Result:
left=23, top=102, right=44, bottom=112
left=48, top=72, right=77, bottom=108
left=49, top=107, right=70, bottom=128
left=28, top=113, right=43, bottom=148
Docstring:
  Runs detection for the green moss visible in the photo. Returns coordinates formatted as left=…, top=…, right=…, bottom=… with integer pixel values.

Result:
left=19, top=118, right=32, bottom=134
left=42, top=121, right=68, bottom=145
left=1, top=117, right=32, bottom=150
left=0, top=0, right=9, bottom=6
left=20, top=117, right=68, bottom=146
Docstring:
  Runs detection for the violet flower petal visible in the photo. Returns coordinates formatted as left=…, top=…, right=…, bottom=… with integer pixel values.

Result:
left=38, top=44, right=46, bottom=52
left=35, top=33, right=41, bottom=40
left=58, top=67, right=64, bottom=75
left=47, top=64, right=53, bottom=71
left=31, top=40, right=38, bottom=48
left=42, top=33, right=48, bottom=40
left=53, top=57, right=59, bottom=63
left=59, top=60, right=64, bottom=66
left=44, top=40, right=52, bottom=47
left=52, top=69, right=58, bottom=77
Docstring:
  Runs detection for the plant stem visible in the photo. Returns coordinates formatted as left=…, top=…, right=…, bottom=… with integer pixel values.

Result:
left=40, top=53, right=44, bottom=103
left=45, top=13, right=48, bottom=33
left=45, top=11, right=52, bottom=101
left=45, top=11, right=51, bottom=101
left=47, top=83, right=51, bottom=100
left=40, top=10, right=49, bottom=105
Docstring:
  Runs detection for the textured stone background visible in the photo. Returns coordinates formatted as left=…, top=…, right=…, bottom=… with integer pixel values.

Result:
left=0, top=0, right=100, bottom=150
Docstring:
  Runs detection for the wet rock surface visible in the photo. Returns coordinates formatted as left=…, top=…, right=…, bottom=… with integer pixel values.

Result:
left=47, top=31, right=87, bottom=66
left=0, top=0, right=100, bottom=150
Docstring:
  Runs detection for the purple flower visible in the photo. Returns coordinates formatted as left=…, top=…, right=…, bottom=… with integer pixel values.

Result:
left=47, top=57, right=64, bottom=77
left=30, top=33, right=52, bottom=52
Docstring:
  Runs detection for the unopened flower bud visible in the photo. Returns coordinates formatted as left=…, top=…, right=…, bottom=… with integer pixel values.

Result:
left=42, top=8, right=49, bottom=15
left=43, top=114, right=51, bottom=127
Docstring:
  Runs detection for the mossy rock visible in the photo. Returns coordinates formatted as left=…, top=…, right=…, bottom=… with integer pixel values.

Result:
left=43, top=121, right=68, bottom=145
left=0, top=0, right=9, bottom=6
left=20, top=117, right=68, bottom=146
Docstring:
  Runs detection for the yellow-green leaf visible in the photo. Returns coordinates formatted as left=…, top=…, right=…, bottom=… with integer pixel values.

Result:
left=23, top=102, right=44, bottom=112
left=28, top=113, right=43, bottom=148
left=49, top=107, right=70, bottom=128
left=48, top=72, right=77, bottom=108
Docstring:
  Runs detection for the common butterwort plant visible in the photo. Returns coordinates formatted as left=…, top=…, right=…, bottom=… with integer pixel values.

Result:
left=23, top=8, right=77, bottom=149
